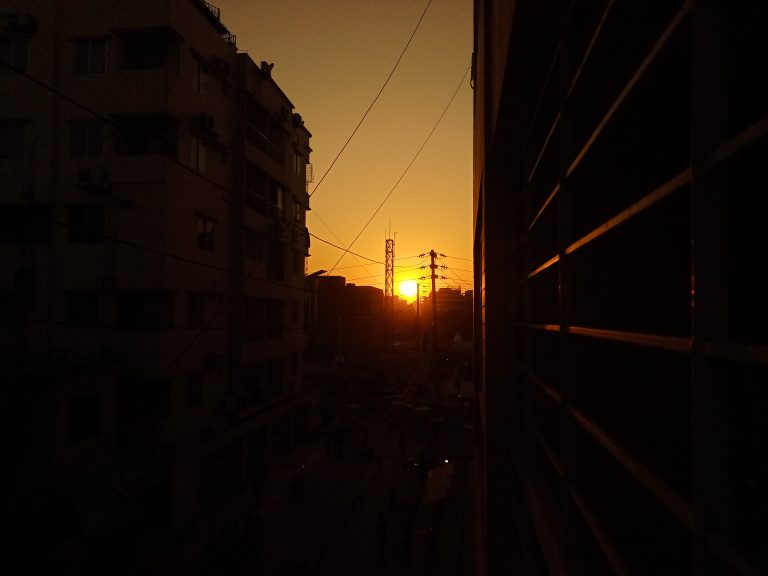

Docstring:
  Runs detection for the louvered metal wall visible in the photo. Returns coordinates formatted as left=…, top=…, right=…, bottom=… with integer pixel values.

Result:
left=474, top=1, right=768, bottom=574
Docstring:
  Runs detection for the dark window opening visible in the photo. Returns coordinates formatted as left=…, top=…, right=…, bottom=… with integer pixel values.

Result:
left=190, top=135, right=207, bottom=172
left=72, top=38, right=106, bottom=75
left=187, top=292, right=206, bottom=327
left=244, top=297, right=283, bottom=340
left=185, top=373, right=203, bottom=407
left=0, top=37, right=29, bottom=73
left=68, top=205, right=105, bottom=243
left=268, top=241, right=284, bottom=280
left=65, top=290, right=100, bottom=325
left=70, top=121, right=104, bottom=158
left=120, top=33, right=178, bottom=71
left=246, top=96, right=285, bottom=164
left=245, top=227, right=266, bottom=261
left=266, top=299, right=284, bottom=338
left=196, top=215, right=215, bottom=251
left=192, top=56, right=208, bottom=96
left=0, top=120, right=28, bottom=159
left=114, top=115, right=177, bottom=156
left=118, top=291, right=173, bottom=329
left=67, top=393, right=102, bottom=444
left=292, top=250, right=303, bottom=275
left=242, top=359, right=284, bottom=408
left=0, top=204, right=48, bottom=243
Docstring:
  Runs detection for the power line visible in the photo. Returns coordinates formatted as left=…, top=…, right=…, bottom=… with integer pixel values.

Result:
left=0, top=59, right=387, bottom=289
left=308, top=232, right=384, bottom=265
left=309, top=0, right=434, bottom=198
left=307, top=209, right=376, bottom=278
left=443, top=254, right=473, bottom=262
left=327, top=63, right=472, bottom=274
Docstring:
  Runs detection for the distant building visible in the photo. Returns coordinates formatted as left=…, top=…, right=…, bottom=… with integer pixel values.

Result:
left=420, top=287, right=473, bottom=345
left=1, top=1, right=314, bottom=572
left=474, top=2, right=768, bottom=575
left=307, top=275, right=384, bottom=359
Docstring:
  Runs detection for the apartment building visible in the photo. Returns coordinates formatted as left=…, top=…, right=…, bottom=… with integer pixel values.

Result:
left=474, top=1, right=768, bottom=575
left=0, top=1, right=315, bottom=573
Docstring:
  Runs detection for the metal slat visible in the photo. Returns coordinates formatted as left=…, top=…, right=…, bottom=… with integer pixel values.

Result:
left=568, top=326, right=691, bottom=353
left=701, top=112, right=768, bottom=172
left=701, top=341, right=768, bottom=367
left=566, top=2, right=692, bottom=179
left=569, top=406, right=694, bottom=529
left=568, top=486, right=635, bottom=576
left=565, top=168, right=692, bottom=256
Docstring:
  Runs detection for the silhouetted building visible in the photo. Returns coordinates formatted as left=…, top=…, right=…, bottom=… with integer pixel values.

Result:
left=1, top=1, right=314, bottom=573
left=421, top=287, right=473, bottom=345
left=474, top=2, right=768, bottom=575
left=308, top=275, right=384, bottom=359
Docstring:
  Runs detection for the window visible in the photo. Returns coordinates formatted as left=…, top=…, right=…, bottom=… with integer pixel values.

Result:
left=292, top=250, right=303, bottom=275
left=68, top=205, right=105, bottom=243
left=242, top=359, right=284, bottom=408
left=266, top=300, right=284, bottom=339
left=193, top=56, right=208, bottom=96
left=244, top=227, right=266, bottom=261
left=117, top=291, right=174, bottom=329
left=190, top=135, right=207, bottom=172
left=65, top=290, right=100, bottom=325
left=72, top=38, right=106, bottom=75
left=70, top=121, right=103, bottom=158
left=0, top=37, right=29, bottom=73
left=292, top=151, right=303, bottom=175
left=245, top=161, right=267, bottom=213
left=114, top=115, right=177, bottom=156
left=196, top=215, right=215, bottom=251
left=244, top=298, right=283, bottom=340
left=293, top=198, right=303, bottom=222
left=0, top=204, right=49, bottom=243
left=67, top=393, right=102, bottom=444
left=267, top=241, right=284, bottom=280
left=0, top=120, right=28, bottom=159
left=244, top=297, right=266, bottom=341
left=120, top=33, right=177, bottom=70
left=187, top=292, right=205, bottom=327
left=269, top=185, right=284, bottom=218
left=185, top=373, right=203, bottom=408
left=246, top=96, right=285, bottom=164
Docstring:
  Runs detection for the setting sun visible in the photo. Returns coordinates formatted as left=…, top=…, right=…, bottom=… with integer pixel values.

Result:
left=399, top=280, right=418, bottom=299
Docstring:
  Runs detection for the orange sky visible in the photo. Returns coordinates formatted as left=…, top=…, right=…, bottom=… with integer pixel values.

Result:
left=215, top=0, right=474, bottom=295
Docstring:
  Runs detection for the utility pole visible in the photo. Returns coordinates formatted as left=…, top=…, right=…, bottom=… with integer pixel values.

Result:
left=420, top=250, right=447, bottom=401
left=415, top=282, right=420, bottom=330
left=429, top=249, right=438, bottom=352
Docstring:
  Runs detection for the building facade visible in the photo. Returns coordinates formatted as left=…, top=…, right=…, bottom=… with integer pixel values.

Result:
left=474, top=1, right=768, bottom=575
left=1, top=1, right=315, bottom=573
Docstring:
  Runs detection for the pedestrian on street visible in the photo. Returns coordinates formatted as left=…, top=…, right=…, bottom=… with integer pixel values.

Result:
left=376, top=511, right=387, bottom=567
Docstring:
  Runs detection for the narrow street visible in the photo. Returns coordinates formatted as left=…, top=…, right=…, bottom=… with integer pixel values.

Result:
left=252, top=346, right=475, bottom=575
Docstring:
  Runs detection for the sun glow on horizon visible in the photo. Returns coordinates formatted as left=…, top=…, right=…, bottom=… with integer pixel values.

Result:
left=399, top=280, right=418, bottom=300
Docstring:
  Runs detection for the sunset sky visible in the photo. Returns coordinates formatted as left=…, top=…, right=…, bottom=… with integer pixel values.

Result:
left=214, top=0, right=474, bottom=297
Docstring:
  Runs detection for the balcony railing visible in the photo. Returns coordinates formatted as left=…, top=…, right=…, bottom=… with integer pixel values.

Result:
left=201, top=1, right=221, bottom=20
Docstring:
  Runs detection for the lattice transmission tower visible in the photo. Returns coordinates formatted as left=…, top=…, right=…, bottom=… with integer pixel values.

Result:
left=385, top=235, right=395, bottom=302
